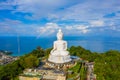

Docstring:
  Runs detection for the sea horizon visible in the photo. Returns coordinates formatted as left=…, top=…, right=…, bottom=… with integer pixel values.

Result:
left=0, top=36, right=120, bottom=56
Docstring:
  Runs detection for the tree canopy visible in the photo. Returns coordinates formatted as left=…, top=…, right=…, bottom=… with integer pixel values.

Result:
left=69, top=46, right=120, bottom=80
left=0, top=46, right=120, bottom=80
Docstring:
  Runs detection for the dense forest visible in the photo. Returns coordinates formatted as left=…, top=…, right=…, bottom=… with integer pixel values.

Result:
left=69, top=46, right=120, bottom=80
left=0, top=46, right=120, bottom=80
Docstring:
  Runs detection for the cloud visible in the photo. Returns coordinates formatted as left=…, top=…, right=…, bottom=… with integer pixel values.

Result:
left=10, top=0, right=80, bottom=20
left=90, top=20, right=105, bottom=27
left=0, top=19, right=119, bottom=37
left=1, top=19, right=119, bottom=37
left=64, top=25, right=90, bottom=34
left=1, top=0, right=120, bottom=21
left=37, top=23, right=60, bottom=36
left=48, top=0, right=120, bottom=21
left=0, top=0, right=15, bottom=10
left=0, top=0, right=120, bottom=37
left=0, top=19, right=38, bottom=36
left=65, top=26, right=73, bottom=30
left=36, top=23, right=91, bottom=37
left=1, top=0, right=120, bottom=23
left=75, top=25, right=90, bottom=34
left=0, top=19, right=91, bottom=36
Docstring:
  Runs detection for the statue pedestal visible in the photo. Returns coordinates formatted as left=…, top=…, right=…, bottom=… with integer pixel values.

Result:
left=48, top=54, right=71, bottom=63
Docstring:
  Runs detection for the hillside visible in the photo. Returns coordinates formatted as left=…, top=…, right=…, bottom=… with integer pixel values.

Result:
left=0, top=46, right=120, bottom=80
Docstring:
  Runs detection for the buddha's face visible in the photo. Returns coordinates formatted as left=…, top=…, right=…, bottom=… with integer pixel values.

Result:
left=57, top=34, right=62, bottom=40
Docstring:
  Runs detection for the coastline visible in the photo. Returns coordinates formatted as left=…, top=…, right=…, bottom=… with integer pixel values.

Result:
left=0, top=36, right=120, bottom=56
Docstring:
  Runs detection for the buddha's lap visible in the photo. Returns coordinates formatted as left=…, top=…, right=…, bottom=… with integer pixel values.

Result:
left=51, top=50, right=69, bottom=55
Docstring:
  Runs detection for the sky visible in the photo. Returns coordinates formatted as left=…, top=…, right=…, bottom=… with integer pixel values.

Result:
left=0, top=0, right=120, bottom=37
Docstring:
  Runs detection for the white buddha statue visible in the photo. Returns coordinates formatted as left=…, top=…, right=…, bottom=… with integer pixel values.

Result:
left=50, top=29, right=69, bottom=56
left=48, top=29, right=71, bottom=63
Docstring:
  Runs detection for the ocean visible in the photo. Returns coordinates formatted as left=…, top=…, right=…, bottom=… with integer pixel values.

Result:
left=0, top=36, right=120, bottom=56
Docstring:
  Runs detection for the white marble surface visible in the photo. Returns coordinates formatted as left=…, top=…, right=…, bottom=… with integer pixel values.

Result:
left=48, top=29, right=71, bottom=63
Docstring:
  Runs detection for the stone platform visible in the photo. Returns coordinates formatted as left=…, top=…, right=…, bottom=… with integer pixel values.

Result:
left=46, top=59, right=75, bottom=69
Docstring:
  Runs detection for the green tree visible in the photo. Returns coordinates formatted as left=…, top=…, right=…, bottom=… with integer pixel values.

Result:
left=19, top=55, right=39, bottom=68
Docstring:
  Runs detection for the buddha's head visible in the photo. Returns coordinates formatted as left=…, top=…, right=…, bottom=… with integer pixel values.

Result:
left=57, top=29, right=63, bottom=40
